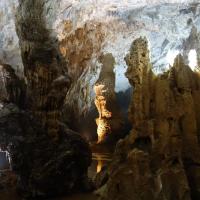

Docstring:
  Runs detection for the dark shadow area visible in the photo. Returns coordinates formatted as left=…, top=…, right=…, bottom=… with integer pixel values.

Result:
left=0, top=151, right=10, bottom=171
left=116, top=87, right=132, bottom=136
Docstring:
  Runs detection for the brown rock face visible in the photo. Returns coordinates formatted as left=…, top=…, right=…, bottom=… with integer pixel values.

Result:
left=15, top=0, right=70, bottom=139
left=60, top=21, right=104, bottom=81
left=11, top=1, right=92, bottom=197
left=100, top=38, right=200, bottom=200
left=61, top=22, right=105, bottom=129
left=94, top=53, right=124, bottom=143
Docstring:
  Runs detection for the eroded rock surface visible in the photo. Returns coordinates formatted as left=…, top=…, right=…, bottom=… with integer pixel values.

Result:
left=0, top=1, right=93, bottom=198
left=98, top=38, right=200, bottom=200
left=15, top=0, right=70, bottom=140
left=61, top=22, right=105, bottom=129
left=0, top=103, right=92, bottom=198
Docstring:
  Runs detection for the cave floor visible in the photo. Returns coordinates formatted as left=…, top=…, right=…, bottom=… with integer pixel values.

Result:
left=0, top=189, right=97, bottom=200
left=0, top=145, right=112, bottom=200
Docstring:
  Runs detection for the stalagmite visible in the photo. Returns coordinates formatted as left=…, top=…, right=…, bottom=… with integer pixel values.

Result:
left=99, top=37, right=200, bottom=200
left=15, top=0, right=70, bottom=140
left=94, top=83, right=112, bottom=143
left=0, top=0, right=92, bottom=198
left=94, top=53, right=124, bottom=143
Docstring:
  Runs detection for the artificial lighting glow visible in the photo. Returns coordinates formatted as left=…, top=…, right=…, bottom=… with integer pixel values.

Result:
left=97, top=159, right=103, bottom=173
left=166, top=50, right=180, bottom=66
left=93, top=153, right=112, bottom=173
left=94, top=84, right=112, bottom=144
left=188, top=49, right=197, bottom=71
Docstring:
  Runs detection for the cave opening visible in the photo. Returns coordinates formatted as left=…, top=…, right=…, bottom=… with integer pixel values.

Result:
left=188, top=49, right=197, bottom=70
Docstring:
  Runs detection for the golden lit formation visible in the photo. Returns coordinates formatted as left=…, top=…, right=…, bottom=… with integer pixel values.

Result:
left=94, top=84, right=112, bottom=143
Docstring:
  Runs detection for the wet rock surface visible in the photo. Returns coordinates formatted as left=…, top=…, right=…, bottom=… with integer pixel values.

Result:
left=98, top=37, right=200, bottom=200
left=0, top=103, right=92, bottom=198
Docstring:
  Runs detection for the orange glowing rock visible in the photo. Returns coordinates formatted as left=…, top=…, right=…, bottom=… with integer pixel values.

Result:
left=94, top=84, right=112, bottom=143
left=94, top=53, right=124, bottom=143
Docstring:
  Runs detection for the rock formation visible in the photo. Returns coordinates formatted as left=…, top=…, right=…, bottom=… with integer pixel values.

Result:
left=94, top=83, right=112, bottom=143
left=0, top=0, right=93, bottom=198
left=98, top=37, right=200, bottom=200
left=0, top=103, right=92, bottom=198
left=61, top=21, right=105, bottom=130
left=15, top=0, right=71, bottom=140
left=94, top=53, right=124, bottom=143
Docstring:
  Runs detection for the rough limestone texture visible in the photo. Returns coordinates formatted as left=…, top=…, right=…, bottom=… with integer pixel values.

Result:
left=2, top=1, right=200, bottom=124
left=98, top=38, right=200, bottom=200
left=61, top=22, right=105, bottom=128
left=0, top=103, right=92, bottom=198
left=15, top=0, right=71, bottom=140
left=0, top=1, right=93, bottom=198
left=0, top=63, right=25, bottom=107
left=94, top=53, right=124, bottom=143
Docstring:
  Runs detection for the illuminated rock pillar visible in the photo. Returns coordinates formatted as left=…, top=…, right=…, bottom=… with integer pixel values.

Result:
left=94, top=53, right=123, bottom=143
left=94, top=84, right=112, bottom=143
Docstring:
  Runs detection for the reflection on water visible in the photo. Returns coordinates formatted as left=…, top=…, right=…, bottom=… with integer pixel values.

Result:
left=88, top=152, right=112, bottom=178
left=97, top=159, right=102, bottom=173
